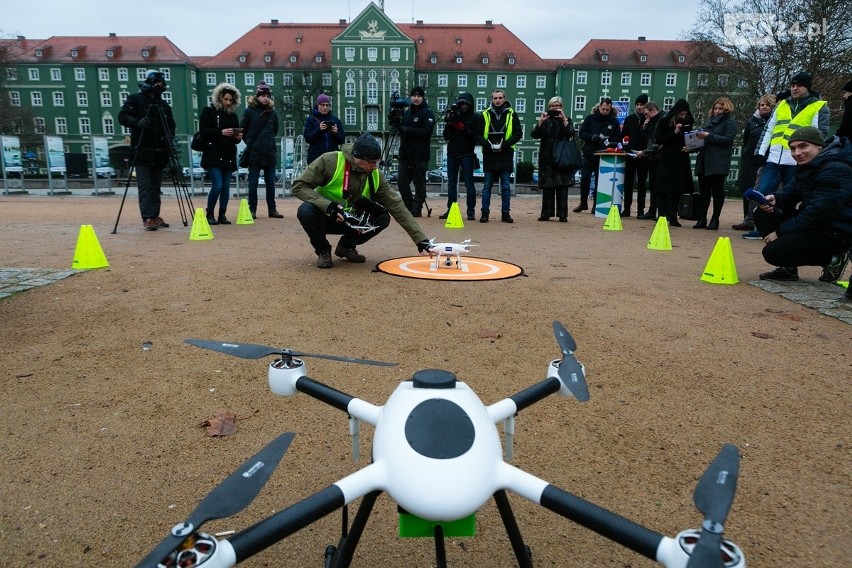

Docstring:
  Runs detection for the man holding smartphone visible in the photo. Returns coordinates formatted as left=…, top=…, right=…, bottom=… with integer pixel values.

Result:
left=304, top=93, right=345, bottom=165
left=753, top=127, right=852, bottom=283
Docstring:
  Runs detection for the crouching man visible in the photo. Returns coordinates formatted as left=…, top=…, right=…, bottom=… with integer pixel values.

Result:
left=754, top=126, right=852, bottom=283
left=293, top=133, right=432, bottom=268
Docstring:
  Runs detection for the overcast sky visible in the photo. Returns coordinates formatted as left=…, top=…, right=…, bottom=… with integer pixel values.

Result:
left=2, top=0, right=702, bottom=59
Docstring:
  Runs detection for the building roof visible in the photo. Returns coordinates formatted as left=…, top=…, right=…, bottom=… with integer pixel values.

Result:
left=11, top=35, right=192, bottom=64
left=564, top=38, right=726, bottom=69
left=0, top=36, right=45, bottom=58
left=197, top=18, right=553, bottom=72
left=397, top=21, right=554, bottom=71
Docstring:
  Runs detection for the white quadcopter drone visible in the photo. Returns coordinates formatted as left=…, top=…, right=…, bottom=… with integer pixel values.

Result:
left=138, top=322, right=744, bottom=568
left=425, top=238, right=477, bottom=270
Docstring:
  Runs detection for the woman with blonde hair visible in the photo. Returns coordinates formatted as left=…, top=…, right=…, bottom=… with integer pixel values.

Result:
left=531, top=96, right=576, bottom=221
left=732, top=94, right=776, bottom=230
left=693, top=97, right=738, bottom=229
left=200, top=83, right=242, bottom=224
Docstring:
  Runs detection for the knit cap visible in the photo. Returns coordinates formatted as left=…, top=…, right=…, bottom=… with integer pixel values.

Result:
left=788, top=126, right=825, bottom=147
left=351, top=133, right=382, bottom=160
left=256, top=81, right=271, bottom=96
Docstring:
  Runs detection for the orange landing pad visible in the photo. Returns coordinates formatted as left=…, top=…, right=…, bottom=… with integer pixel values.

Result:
left=374, top=256, right=524, bottom=281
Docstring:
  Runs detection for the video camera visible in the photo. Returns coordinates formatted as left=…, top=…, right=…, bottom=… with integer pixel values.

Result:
left=443, top=103, right=461, bottom=123
left=387, top=91, right=409, bottom=127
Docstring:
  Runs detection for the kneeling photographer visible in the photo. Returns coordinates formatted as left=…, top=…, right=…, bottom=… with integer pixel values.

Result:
left=292, top=133, right=431, bottom=269
left=442, top=93, right=478, bottom=220
left=395, top=86, right=435, bottom=217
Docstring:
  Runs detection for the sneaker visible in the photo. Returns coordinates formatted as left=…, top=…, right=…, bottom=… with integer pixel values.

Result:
left=316, top=251, right=333, bottom=268
left=143, top=218, right=158, bottom=231
left=759, top=266, right=799, bottom=281
left=742, top=229, right=762, bottom=240
left=819, top=254, right=848, bottom=283
left=732, top=222, right=754, bottom=231
left=501, top=212, right=513, bottom=223
left=334, top=245, right=366, bottom=263
left=438, top=211, right=450, bottom=219
left=155, top=217, right=169, bottom=228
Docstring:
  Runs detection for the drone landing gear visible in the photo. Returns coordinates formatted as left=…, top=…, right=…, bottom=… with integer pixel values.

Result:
left=322, top=490, right=533, bottom=568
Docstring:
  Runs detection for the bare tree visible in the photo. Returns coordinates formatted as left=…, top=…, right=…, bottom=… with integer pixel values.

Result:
left=688, top=0, right=851, bottom=118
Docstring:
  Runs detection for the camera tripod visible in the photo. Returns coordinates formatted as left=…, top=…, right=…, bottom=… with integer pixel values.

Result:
left=380, top=124, right=432, bottom=218
left=112, top=100, right=195, bottom=233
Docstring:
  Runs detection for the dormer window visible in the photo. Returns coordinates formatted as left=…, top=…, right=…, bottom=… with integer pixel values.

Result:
left=678, top=55, right=685, bottom=63
left=289, top=51, right=299, bottom=63
left=455, top=54, right=463, bottom=64
left=315, top=52, right=324, bottom=63
left=70, top=49, right=79, bottom=58
left=640, top=55, right=647, bottom=62
left=106, top=50, right=114, bottom=58
left=596, top=48, right=609, bottom=62
left=264, top=52, right=274, bottom=63
left=239, top=55, right=247, bottom=63
left=601, top=54, right=608, bottom=62
left=429, top=51, right=438, bottom=65
left=506, top=52, right=515, bottom=66
left=716, top=56, right=724, bottom=63
left=35, top=49, right=43, bottom=57
left=482, top=57, right=489, bottom=64
left=296, top=34, right=303, bottom=44
left=455, top=36, right=462, bottom=45
left=141, top=49, right=150, bottom=58
left=418, top=36, right=424, bottom=44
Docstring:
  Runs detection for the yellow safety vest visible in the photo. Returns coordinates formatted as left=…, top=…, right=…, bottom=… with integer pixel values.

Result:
left=316, top=153, right=380, bottom=206
left=482, top=107, right=516, bottom=149
left=769, top=99, right=826, bottom=149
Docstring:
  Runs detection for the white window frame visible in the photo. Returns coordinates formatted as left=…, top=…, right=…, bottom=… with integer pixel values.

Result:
left=367, top=47, right=378, bottom=61
left=9, top=91, right=21, bottom=106
left=601, top=72, right=612, bottom=86
left=516, top=75, right=526, bottom=88
left=28, top=68, right=39, bottom=81
left=665, top=73, right=676, bottom=87
left=118, top=68, right=128, bottom=81
left=390, top=47, right=400, bottom=61
left=225, top=73, right=235, bottom=84
left=621, top=72, right=632, bottom=86
left=77, top=91, right=88, bottom=107
left=345, top=47, right=355, bottom=61
left=34, top=117, right=45, bottom=133
left=515, top=98, right=526, bottom=113
left=31, top=92, right=43, bottom=106
left=534, top=98, right=545, bottom=113
left=576, top=71, right=587, bottom=85
left=206, top=73, right=217, bottom=86
left=53, top=92, right=64, bottom=106
left=56, top=117, right=67, bottom=135
left=322, top=73, right=332, bottom=87
left=477, top=75, right=487, bottom=88
left=458, top=75, right=467, bottom=88
left=51, top=68, right=61, bottom=81
left=100, top=92, right=112, bottom=106
left=283, top=73, right=293, bottom=86
left=264, top=73, right=274, bottom=85
left=75, top=68, right=85, bottom=81
left=536, top=75, right=546, bottom=88
left=344, top=107, right=356, bottom=125
left=496, top=75, right=506, bottom=88
left=574, top=95, right=586, bottom=112
left=245, top=73, right=255, bottom=86
left=438, top=74, right=448, bottom=87
left=79, top=117, right=91, bottom=135
left=103, top=117, right=115, bottom=135
left=99, top=68, right=109, bottom=81
left=641, top=73, right=651, bottom=86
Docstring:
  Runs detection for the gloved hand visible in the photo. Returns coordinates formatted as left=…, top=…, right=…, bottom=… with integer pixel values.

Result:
left=417, top=239, right=432, bottom=254
left=594, top=134, right=607, bottom=142
left=137, top=117, right=150, bottom=129
left=452, top=122, right=465, bottom=131
left=326, top=202, right=343, bottom=220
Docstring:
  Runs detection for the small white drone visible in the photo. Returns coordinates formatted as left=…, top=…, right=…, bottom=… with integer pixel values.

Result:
left=139, top=322, right=744, bottom=568
left=426, top=238, right=477, bottom=270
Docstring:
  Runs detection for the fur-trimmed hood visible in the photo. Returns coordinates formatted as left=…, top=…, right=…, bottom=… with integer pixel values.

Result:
left=211, top=83, right=240, bottom=113
left=246, top=95, right=275, bottom=110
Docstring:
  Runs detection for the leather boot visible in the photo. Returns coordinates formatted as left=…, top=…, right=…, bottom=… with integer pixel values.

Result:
left=218, top=209, right=231, bottom=225
left=693, top=217, right=707, bottom=229
left=668, top=213, right=682, bottom=227
left=206, top=208, right=219, bottom=225
left=706, top=217, right=719, bottom=230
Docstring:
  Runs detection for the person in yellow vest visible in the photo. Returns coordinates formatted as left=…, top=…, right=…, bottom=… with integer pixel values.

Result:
left=745, top=72, right=830, bottom=239
left=292, top=133, right=431, bottom=268
left=473, top=89, right=523, bottom=223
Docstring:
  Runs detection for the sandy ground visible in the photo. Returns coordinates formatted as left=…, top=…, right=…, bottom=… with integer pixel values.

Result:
left=0, top=194, right=849, bottom=568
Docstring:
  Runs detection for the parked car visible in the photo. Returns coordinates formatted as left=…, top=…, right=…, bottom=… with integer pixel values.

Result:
left=181, top=167, right=206, bottom=180
left=95, top=167, right=116, bottom=178
left=426, top=168, right=447, bottom=182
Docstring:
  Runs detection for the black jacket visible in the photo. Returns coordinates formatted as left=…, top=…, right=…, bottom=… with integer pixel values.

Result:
left=442, top=93, right=477, bottom=158
left=118, top=91, right=175, bottom=166
left=621, top=111, right=647, bottom=151
left=199, top=105, right=240, bottom=172
left=473, top=101, right=523, bottom=171
left=531, top=116, right=576, bottom=189
left=837, top=97, right=852, bottom=138
left=578, top=109, right=621, bottom=157
left=398, top=102, right=435, bottom=162
left=240, top=97, right=279, bottom=167
left=774, top=136, right=852, bottom=237
left=304, top=109, right=345, bottom=164
left=738, top=111, right=770, bottom=190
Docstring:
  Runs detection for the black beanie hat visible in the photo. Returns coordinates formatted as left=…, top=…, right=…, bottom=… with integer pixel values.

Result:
left=789, top=72, right=813, bottom=90
left=351, top=133, right=382, bottom=161
left=635, top=93, right=649, bottom=105
left=409, top=86, right=425, bottom=97
left=788, top=126, right=825, bottom=147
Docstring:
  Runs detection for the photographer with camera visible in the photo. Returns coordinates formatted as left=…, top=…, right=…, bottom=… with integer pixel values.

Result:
left=304, top=93, right=345, bottom=165
left=473, top=89, right=523, bottom=223
left=118, top=70, right=176, bottom=231
left=395, top=86, right=435, bottom=217
left=441, top=93, right=478, bottom=220
left=292, top=133, right=431, bottom=269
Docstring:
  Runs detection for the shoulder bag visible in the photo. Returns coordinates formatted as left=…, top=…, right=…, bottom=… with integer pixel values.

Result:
left=553, top=138, right=582, bottom=171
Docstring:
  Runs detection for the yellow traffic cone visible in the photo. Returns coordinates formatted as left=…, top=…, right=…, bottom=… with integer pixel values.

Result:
left=71, top=225, right=109, bottom=269
left=444, top=202, right=464, bottom=229
left=189, top=208, right=214, bottom=241
left=701, top=237, right=739, bottom=284
left=647, top=217, right=672, bottom=250
left=603, top=205, right=623, bottom=231
left=236, top=198, right=255, bottom=225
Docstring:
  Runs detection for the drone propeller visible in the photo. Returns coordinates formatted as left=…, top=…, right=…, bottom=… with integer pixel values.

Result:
left=136, top=432, right=295, bottom=568
left=552, top=321, right=589, bottom=401
left=686, top=444, right=740, bottom=568
left=185, top=339, right=397, bottom=367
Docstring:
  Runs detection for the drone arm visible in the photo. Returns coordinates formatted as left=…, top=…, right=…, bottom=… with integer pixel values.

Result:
left=295, top=376, right=353, bottom=412
left=498, top=463, right=663, bottom=563
left=227, top=464, right=384, bottom=564
left=487, top=377, right=562, bottom=423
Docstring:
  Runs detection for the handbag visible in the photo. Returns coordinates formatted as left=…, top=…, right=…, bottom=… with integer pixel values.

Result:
left=553, top=138, right=581, bottom=171
left=190, top=131, right=205, bottom=152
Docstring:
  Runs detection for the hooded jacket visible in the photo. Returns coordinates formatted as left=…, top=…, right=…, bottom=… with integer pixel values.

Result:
left=199, top=83, right=241, bottom=172
left=118, top=90, right=175, bottom=166
left=240, top=95, right=279, bottom=167
left=398, top=100, right=436, bottom=162
left=442, top=93, right=478, bottom=157
left=291, top=144, right=428, bottom=245
left=773, top=136, right=852, bottom=237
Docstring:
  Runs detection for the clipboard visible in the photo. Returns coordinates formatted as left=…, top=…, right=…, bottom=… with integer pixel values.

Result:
left=684, top=130, right=705, bottom=151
